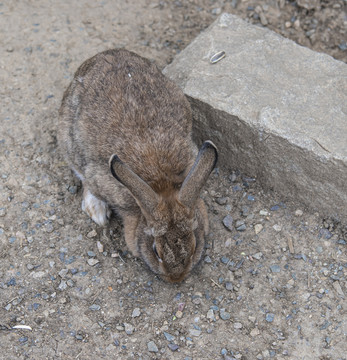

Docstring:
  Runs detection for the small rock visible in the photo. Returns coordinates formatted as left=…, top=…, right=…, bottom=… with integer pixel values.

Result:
left=297, top=0, right=319, bottom=10
left=220, top=308, right=231, bottom=320
left=58, top=280, right=67, bottom=291
left=265, top=313, right=275, bottom=322
left=234, top=322, right=243, bottom=329
left=87, top=258, right=99, bottom=266
left=259, top=12, right=268, bottom=26
left=176, top=310, right=183, bottom=319
left=0, top=207, right=6, bottom=217
left=241, top=206, right=249, bottom=216
left=225, top=238, right=232, bottom=247
left=58, top=269, right=69, bottom=278
left=250, top=328, right=260, bottom=337
left=168, top=343, right=179, bottom=351
left=273, top=224, right=282, bottom=232
left=96, top=241, right=104, bottom=252
left=207, top=309, right=215, bottom=321
left=163, top=331, right=175, bottom=342
left=270, top=265, right=281, bottom=273
left=89, top=304, right=101, bottom=311
left=259, top=210, right=269, bottom=216
left=124, top=323, right=134, bottom=335
left=204, top=255, right=212, bottom=263
left=132, top=308, right=141, bottom=318
left=253, top=252, right=263, bottom=260
left=254, top=224, right=263, bottom=234
left=87, top=250, right=96, bottom=257
left=189, top=328, right=202, bottom=337
left=295, top=209, right=303, bottom=217
left=68, top=185, right=78, bottom=194
left=225, top=282, right=233, bottom=291
left=87, top=229, right=97, bottom=238
left=211, top=7, right=222, bottom=15
left=221, top=256, right=230, bottom=264
left=216, top=197, right=228, bottom=205
left=147, top=340, right=158, bottom=352
left=236, top=222, right=246, bottom=232
left=223, top=215, right=233, bottom=231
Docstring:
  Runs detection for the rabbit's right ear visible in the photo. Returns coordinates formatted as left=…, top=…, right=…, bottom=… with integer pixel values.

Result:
left=109, top=155, right=159, bottom=217
left=179, top=141, right=218, bottom=208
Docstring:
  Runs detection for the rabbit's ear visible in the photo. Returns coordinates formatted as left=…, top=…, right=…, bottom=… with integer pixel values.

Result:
left=179, top=141, right=218, bottom=208
left=109, top=154, right=159, bottom=217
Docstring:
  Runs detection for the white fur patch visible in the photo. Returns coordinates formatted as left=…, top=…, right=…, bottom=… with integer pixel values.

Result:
left=82, top=190, right=110, bottom=226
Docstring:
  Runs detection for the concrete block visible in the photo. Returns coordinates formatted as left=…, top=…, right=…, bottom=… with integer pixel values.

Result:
left=164, top=13, right=347, bottom=219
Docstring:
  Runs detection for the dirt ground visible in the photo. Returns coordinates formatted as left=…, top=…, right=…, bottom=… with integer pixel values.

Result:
left=0, top=1, right=346, bottom=359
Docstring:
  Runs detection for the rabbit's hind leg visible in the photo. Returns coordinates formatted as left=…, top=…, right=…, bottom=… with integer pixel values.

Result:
left=82, top=188, right=111, bottom=226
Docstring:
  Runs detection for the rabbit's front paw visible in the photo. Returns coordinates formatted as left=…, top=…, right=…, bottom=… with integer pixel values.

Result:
left=82, top=189, right=111, bottom=226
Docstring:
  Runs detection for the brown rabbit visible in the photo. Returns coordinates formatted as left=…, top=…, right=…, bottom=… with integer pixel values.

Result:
left=58, top=49, right=218, bottom=283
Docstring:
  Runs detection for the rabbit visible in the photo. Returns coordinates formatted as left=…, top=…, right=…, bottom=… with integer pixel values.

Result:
left=58, top=48, right=218, bottom=283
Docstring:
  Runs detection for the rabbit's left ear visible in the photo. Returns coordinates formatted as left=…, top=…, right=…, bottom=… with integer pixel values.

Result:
left=179, top=141, right=218, bottom=208
left=109, top=154, right=159, bottom=217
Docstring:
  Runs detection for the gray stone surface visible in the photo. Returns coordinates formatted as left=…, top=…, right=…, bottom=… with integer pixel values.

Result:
left=164, top=13, right=347, bottom=219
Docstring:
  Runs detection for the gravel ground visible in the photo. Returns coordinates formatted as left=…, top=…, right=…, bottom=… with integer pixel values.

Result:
left=0, top=1, right=346, bottom=359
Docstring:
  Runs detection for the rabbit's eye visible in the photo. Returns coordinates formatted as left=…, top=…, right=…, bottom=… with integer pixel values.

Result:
left=153, top=243, right=162, bottom=263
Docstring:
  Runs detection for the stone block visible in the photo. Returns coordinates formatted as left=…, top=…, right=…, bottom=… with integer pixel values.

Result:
left=164, top=13, right=347, bottom=219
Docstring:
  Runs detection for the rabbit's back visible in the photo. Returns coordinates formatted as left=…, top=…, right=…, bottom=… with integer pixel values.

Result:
left=60, top=49, right=196, bottom=192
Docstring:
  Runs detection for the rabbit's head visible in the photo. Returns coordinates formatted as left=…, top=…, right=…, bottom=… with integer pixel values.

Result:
left=110, top=141, right=218, bottom=282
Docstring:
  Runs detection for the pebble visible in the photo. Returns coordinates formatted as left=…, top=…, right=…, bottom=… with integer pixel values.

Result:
left=132, top=308, right=141, bottom=318
left=254, top=224, right=263, bottom=234
left=216, top=197, right=228, bottom=205
left=223, top=215, right=233, bottom=231
left=250, top=328, right=260, bottom=337
left=0, top=207, right=6, bottom=217
left=147, top=340, right=158, bottom=352
left=176, top=310, right=183, bottom=319
left=27, top=263, right=35, bottom=270
left=259, top=12, right=268, bottom=26
left=87, top=250, right=96, bottom=257
left=253, top=252, right=263, bottom=260
left=124, top=323, right=134, bottom=335
left=87, top=229, right=97, bottom=238
left=189, top=328, right=202, bottom=337
left=241, top=206, right=249, bottom=216
left=89, top=304, right=101, bottom=311
left=273, top=224, right=282, bottom=232
left=220, top=308, right=231, bottom=320
left=225, top=282, right=233, bottom=291
left=234, top=322, right=243, bottom=329
left=168, top=343, right=179, bottom=351
left=207, top=309, right=216, bottom=321
left=87, top=258, right=99, bottom=266
left=58, top=280, right=67, bottom=291
left=270, top=265, right=281, bottom=273
left=221, top=256, right=230, bottom=264
left=204, top=255, right=212, bottom=263
left=265, top=313, right=275, bottom=322
left=295, top=209, right=303, bottom=216
left=96, top=241, right=104, bottom=252
left=236, top=224, right=246, bottom=232
left=58, top=269, right=69, bottom=278
left=163, top=331, right=175, bottom=342
left=259, top=210, right=269, bottom=216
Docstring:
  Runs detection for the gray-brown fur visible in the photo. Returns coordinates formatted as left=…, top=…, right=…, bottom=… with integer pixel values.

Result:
left=59, top=49, right=218, bottom=282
